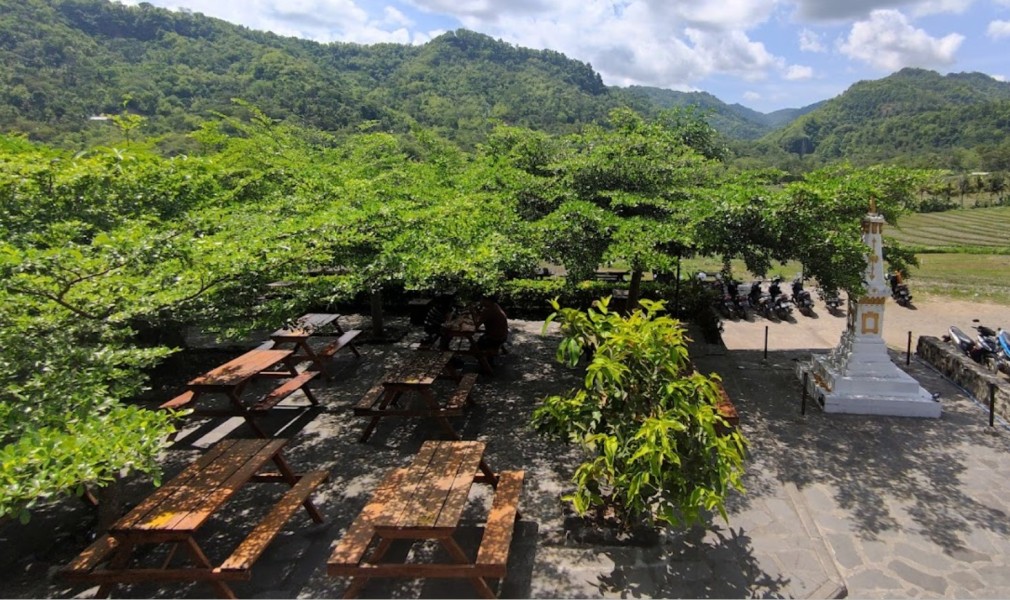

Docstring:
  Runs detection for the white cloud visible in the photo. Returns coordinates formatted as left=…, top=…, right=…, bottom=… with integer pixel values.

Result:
left=743, top=90, right=762, bottom=101
left=790, top=0, right=971, bottom=21
left=993, top=74, right=1007, bottom=82
left=988, top=20, right=1010, bottom=39
left=684, top=28, right=784, bottom=80
left=382, top=6, right=413, bottom=28
left=909, top=0, right=973, bottom=17
left=798, top=28, right=826, bottom=52
left=407, top=0, right=790, bottom=89
left=785, top=64, right=815, bottom=79
left=792, top=0, right=915, bottom=21
left=838, top=9, right=963, bottom=71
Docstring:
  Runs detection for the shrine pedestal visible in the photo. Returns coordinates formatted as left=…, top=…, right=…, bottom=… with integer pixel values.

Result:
left=796, top=205, right=940, bottom=418
left=799, top=332, right=940, bottom=418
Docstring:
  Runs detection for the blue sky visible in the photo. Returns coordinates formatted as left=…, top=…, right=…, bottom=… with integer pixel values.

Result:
left=120, top=0, right=1010, bottom=113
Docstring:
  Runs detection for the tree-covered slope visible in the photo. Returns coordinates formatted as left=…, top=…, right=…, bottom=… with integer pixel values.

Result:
left=0, top=0, right=788, bottom=150
left=765, top=68, right=1010, bottom=168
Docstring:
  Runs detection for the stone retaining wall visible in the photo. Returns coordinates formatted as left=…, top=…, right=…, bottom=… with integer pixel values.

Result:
left=917, top=335, right=1010, bottom=423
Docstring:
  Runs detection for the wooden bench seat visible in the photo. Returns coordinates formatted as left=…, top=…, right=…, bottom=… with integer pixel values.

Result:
left=61, top=535, right=120, bottom=580
left=446, top=373, right=479, bottom=412
left=353, top=383, right=387, bottom=415
left=327, top=468, right=409, bottom=576
left=317, top=330, right=362, bottom=359
left=251, top=371, right=319, bottom=411
left=218, top=470, right=329, bottom=573
left=475, top=470, right=524, bottom=578
left=160, top=390, right=195, bottom=410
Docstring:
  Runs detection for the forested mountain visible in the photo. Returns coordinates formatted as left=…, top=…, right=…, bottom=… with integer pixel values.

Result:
left=0, top=0, right=780, bottom=150
left=766, top=68, right=1010, bottom=170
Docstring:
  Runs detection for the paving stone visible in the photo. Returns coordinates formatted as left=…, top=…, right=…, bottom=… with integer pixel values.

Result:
left=859, top=539, right=891, bottom=564
left=827, top=532, right=863, bottom=570
left=845, top=568, right=902, bottom=591
left=888, top=559, right=949, bottom=595
left=973, top=564, right=1010, bottom=587
left=945, top=545, right=991, bottom=563
left=948, top=569, right=987, bottom=592
left=893, top=540, right=956, bottom=572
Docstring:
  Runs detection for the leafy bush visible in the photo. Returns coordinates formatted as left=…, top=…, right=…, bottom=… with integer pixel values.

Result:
left=532, top=298, right=746, bottom=528
left=914, top=196, right=958, bottom=213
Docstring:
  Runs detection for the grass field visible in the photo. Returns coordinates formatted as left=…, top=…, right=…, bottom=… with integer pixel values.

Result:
left=886, top=206, right=1010, bottom=250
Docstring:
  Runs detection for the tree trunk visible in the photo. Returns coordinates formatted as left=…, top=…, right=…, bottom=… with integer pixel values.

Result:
left=627, top=269, right=643, bottom=312
left=370, top=289, right=385, bottom=339
left=94, top=477, right=124, bottom=534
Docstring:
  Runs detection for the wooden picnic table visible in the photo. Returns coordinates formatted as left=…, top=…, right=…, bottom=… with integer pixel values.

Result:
left=353, top=351, right=478, bottom=442
left=160, top=348, right=319, bottom=438
left=441, top=313, right=494, bottom=375
left=269, top=313, right=361, bottom=372
left=328, top=440, right=524, bottom=598
left=62, top=438, right=328, bottom=599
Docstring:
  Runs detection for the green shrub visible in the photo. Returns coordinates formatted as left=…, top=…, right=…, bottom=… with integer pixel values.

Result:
left=532, top=298, right=746, bottom=528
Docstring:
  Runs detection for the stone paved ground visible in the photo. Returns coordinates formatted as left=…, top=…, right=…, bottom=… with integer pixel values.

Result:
left=3, top=296, right=1010, bottom=598
left=716, top=296, right=1010, bottom=599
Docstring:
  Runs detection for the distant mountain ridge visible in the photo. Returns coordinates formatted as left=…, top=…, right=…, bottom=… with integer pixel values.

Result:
left=765, top=68, right=1010, bottom=166
left=0, top=0, right=806, bottom=149
left=1, top=0, right=1007, bottom=170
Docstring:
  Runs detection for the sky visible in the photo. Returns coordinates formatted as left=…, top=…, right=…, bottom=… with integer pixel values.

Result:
left=119, top=0, right=1010, bottom=113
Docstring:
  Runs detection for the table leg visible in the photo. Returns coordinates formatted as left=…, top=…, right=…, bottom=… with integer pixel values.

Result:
left=359, top=390, right=399, bottom=442
left=183, top=537, right=236, bottom=599
left=343, top=537, right=394, bottom=599
left=271, top=453, right=325, bottom=523
left=421, top=388, right=461, bottom=441
left=439, top=537, right=496, bottom=599
left=228, top=389, right=269, bottom=438
left=297, top=339, right=326, bottom=372
left=95, top=540, right=136, bottom=599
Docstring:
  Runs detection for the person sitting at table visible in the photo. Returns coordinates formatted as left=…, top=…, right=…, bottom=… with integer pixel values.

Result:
left=474, top=295, right=509, bottom=357
left=422, top=294, right=456, bottom=348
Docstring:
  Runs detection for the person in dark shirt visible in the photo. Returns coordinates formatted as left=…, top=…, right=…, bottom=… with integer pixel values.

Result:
left=475, top=296, right=508, bottom=353
left=422, top=294, right=455, bottom=347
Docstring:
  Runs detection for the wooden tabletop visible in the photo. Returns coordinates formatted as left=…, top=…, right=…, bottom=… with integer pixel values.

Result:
left=271, top=313, right=341, bottom=340
left=111, top=439, right=287, bottom=535
left=383, top=351, right=453, bottom=387
left=443, top=313, right=478, bottom=335
left=372, top=440, right=486, bottom=535
left=188, top=349, right=293, bottom=388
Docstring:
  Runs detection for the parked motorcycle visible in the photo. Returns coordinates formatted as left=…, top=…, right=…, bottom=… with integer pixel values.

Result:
left=748, top=280, right=772, bottom=318
left=948, top=325, right=982, bottom=363
left=974, top=324, right=1007, bottom=373
left=817, top=286, right=843, bottom=312
left=791, top=276, right=815, bottom=315
left=999, top=330, right=1010, bottom=374
left=889, top=273, right=912, bottom=307
left=722, top=278, right=746, bottom=320
left=768, top=277, right=794, bottom=319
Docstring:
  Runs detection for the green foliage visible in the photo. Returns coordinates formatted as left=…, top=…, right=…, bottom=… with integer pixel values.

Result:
left=532, top=298, right=746, bottom=527
left=762, top=68, right=1010, bottom=170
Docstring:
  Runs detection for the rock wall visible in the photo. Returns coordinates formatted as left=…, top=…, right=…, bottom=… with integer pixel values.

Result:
left=917, top=335, right=1010, bottom=423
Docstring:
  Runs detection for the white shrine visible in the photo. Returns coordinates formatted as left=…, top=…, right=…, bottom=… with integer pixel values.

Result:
left=798, top=201, right=941, bottom=418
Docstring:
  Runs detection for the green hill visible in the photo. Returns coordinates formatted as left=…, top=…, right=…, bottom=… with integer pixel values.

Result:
left=765, top=68, right=1010, bottom=169
left=0, top=0, right=781, bottom=149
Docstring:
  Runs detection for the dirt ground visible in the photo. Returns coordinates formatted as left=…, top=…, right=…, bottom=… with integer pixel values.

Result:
left=719, top=291, right=1009, bottom=353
